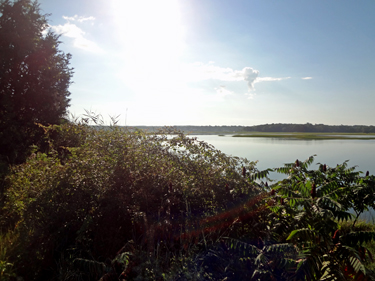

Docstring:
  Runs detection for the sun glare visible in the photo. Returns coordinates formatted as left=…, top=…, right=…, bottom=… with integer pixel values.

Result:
left=111, top=0, right=185, bottom=70
left=109, top=0, right=189, bottom=113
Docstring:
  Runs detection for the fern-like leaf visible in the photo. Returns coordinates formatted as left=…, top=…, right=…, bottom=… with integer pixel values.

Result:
left=341, top=231, right=375, bottom=246
left=73, top=258, right=106, bottom=278
left=286, top=228, right=315, bottom=241
left=249, top=168, right=273, bottom=181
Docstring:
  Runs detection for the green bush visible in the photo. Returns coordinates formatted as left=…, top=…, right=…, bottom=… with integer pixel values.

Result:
left=2, top=123, right=260, bottom=280
left=263, top=157, right=375, bottom=280
left=2, top=122, right=375, bottom=280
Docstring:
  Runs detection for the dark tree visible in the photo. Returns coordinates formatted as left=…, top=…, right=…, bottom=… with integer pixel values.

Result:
left=0, top=0, right=73, bottom=171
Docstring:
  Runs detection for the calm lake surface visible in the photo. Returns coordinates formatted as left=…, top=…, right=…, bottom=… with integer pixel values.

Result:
left=194, top=135, right=375, bottom=220
left=193, top=135, right=375, bottom=180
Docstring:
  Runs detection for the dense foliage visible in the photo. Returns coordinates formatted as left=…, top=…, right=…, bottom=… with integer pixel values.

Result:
left=1, top=121, right=375, bottom=281
left=0, top=122, right=261, bottom=280
left=0, top=0, right=73, bottom=176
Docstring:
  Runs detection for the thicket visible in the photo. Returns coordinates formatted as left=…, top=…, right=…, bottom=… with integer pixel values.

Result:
left=1, top=120, right=375, bottom=281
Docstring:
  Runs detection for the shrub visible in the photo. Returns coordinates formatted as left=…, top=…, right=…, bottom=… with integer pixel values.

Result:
left=3, top=123, right=375, bottom=280
left=2, top=123, right=260, bottom=280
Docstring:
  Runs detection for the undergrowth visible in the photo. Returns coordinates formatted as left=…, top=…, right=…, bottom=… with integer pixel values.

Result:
left=0, top=118, right=375, bottom=280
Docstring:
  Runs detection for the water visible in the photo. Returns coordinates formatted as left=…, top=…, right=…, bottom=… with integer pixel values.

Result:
left=193, top=135, right=375, bottom=221
left=192, top=135, right=375, bottom=179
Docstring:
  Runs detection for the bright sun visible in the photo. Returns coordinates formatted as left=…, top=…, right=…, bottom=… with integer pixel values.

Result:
left=109, top=0, right=191, bottom=124
left=111, top=0, right=185, bottom=74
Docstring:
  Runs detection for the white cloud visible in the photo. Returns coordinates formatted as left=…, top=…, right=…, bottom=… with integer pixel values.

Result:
left=49, top=16, right=102, bottom=53
left=182, top=63, right=289, bottom=92
left=63, top=15, right=95, bottom=23
left=214, top=85, right=233, bottom=98
left=302, top=77, right=313, bottom=80
left=183, top=62, right=244, bottom=82
left=241, top=67, right=259, bottom=90
left=256, top=77, right=291, bottom=82
left=245, top=92, right=256, bottom=99
left=51, top=23, right=85, bottom=39
left=73, top=37, right=102, bottom=53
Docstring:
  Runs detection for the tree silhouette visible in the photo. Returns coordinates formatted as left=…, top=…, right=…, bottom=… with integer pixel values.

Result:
left=0, top=0, right=73, bottom=173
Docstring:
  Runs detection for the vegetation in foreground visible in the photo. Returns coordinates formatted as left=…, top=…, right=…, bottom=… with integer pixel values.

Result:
left=1, top=120, right=375, bottom=280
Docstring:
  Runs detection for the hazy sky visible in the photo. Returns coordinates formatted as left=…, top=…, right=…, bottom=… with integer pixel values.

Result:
left=38, top=0, right=375, bottom=126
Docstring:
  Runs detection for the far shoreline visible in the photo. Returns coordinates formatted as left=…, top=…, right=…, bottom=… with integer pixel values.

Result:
left=231, top=132, right=375, bottom=140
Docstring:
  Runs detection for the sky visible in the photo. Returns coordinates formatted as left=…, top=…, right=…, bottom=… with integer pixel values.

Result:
left=38, top=0, right=375, bottom=126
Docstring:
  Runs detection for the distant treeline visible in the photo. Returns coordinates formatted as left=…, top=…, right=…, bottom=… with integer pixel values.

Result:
left=243, top=123, right=375, bottom=133
left=124, top=123, right=375, bottom=134
left=128, top=125, right=244, bottom=134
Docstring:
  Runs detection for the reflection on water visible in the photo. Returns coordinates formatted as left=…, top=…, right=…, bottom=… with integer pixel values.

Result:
left=192, top=135, right=375, bottom=179
left=192, top=135, right=375, bottom=221
left=323, top=134, right=375, bottom=138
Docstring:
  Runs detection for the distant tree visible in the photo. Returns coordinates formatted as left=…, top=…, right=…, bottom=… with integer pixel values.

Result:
left=243, top=123, right=375, bottom=134
left=0, top=0, right=73, bottom=172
